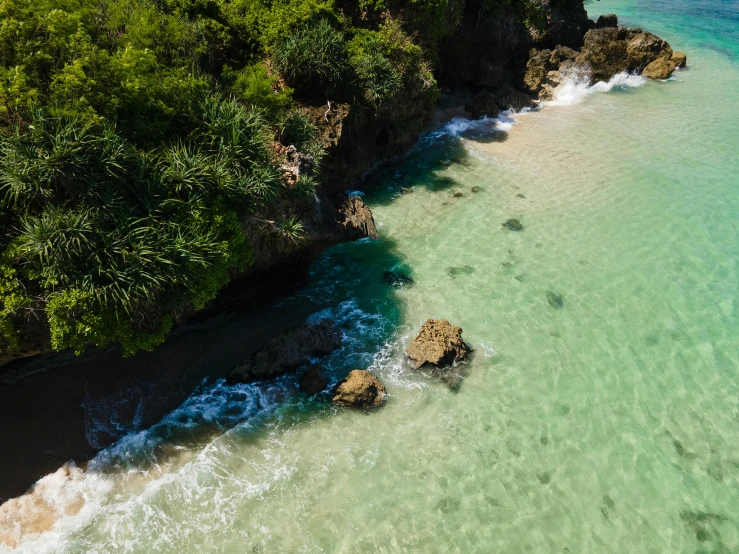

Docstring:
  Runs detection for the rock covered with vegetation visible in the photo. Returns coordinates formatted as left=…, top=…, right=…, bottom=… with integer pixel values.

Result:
left=0, top=0, right=685, bottom=368
left=0, top=0, right=441, bottom=364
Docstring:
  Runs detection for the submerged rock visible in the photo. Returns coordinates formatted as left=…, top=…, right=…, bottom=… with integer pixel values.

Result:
left=383, top=270, right=415, bottom=289
left=406, top=319, right=472, bottom=370
left=453, top=192, right=464, bottom=198
left=471, top=186, right=481, bottom=193
left=546, top=291, right=565, bottom=309
left=332, top=370, right=386, bottom=408
left=446, top=265, right=475, bottom=278
left=229, top=321, right=342, bottom=383
left=299, top=364, right=328, bottom=395
left=503, top=219, right=524, bottom=231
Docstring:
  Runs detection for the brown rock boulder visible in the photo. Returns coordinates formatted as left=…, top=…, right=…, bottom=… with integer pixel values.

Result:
left=229, top=320, right=342, bottom=383
left=575, top=27, right=630, bottom=82
left=523, top=49, right=553, bottom=95
left=332, top=370, right=386, bottom=408
left=642, top=56, right=677, bottom=79
left=406, top=319, right=472, bottom=370
left=596, top=14, right=618, bottom=28
left=671, top=51, right=687, bottom=68
left=299, top=364, right=328, bottom=395
left=339, top=196, right=378, bottom=240
left=576, top=26, right=679, bottom=82
left=625, top=30, right=672, bottom=69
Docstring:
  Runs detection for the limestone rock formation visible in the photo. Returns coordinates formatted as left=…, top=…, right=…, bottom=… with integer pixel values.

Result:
left=338, top=196, right=378, bottom=240
left=672, top=51, right=688, bottom=69
left=596, top=14, right=618, bottom=29
left=332, top=370, right=386, bottom=408
left=521, top=20, right=686, bottom=101
left=524, top=46, right=578, bottom=99
left=575, top=27, right=683, bottom=83
left=406, top=319, right=472, bottom=370
left=229, top=320, right=342, bottom=383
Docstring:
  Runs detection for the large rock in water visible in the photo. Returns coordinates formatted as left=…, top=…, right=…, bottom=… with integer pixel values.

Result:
left=229, top=321, right=342, bottom=383
left=338, top=196, right=378, bottom=240
left=406, top=319, right=471, bottom=370
left=575, top=26, right=684, bottom=83
left=332, top=370, right=386, bottom=408
left=299, top=364, right=328, bottom=395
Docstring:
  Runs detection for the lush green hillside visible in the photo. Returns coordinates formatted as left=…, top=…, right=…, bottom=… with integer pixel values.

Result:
left=0, top=0, right=575, bottom=358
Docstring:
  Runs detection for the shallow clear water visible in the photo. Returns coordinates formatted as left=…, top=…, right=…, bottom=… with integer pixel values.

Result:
left=4, top=1, right=739, bottom=552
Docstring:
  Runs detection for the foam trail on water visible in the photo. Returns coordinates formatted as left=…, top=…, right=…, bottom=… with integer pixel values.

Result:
left=547, top=70, right=647, bottom=107
left=0, top=377, right=289, bottom=553
left=427, top=109, right=522, bottom=142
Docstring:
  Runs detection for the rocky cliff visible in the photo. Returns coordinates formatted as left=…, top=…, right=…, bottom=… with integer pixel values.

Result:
left=0, top=2, right=685, bottom=374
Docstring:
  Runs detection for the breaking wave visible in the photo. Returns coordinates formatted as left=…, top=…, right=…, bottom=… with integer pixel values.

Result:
left=547, top=70, right=647, bottom=107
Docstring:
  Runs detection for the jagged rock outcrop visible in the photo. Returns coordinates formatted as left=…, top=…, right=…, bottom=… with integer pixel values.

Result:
left=596, top=14, right=618, bottom=29
left=523, top=45, right=579, bottom=100
left=228, top=320, right=341, bottom=383
left=332, top=369, right=386, bottom=408
left=406, top=319, right=472, bottom=370
left=574, top=24, right=686, bottom=83
left=521, top=14, right=688, bottom=101
left=338, top=196, right=378, bottom=240
left=280, top=145, right=316, bottom=185
left=311, top=90, right=436, bottom=194
left=243, top=195, right=377, bottom=273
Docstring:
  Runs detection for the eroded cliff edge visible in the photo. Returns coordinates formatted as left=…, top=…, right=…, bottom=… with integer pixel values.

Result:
left=0, top=4, right=685, bottom=374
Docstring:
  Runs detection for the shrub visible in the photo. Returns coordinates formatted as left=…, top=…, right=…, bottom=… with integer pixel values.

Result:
left=348, top=31, right=403, bottom=108
left=272, top=18, right=348, bottom=92
left=224, top=63, right=294, bottom=119
left=0, top=104, right=267, bottom=355
left=277, top=215, right=306, bottom=242
left=278, top=110, right=327, bottom=172
left=279, top=110, right=316, bottom=149
left=293, top=174, right=319, bottom=200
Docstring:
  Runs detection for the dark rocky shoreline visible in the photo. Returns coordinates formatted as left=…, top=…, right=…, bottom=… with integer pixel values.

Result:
left=0, top=4, right=686, bottom=504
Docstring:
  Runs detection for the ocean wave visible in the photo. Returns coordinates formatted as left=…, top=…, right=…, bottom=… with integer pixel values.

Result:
left=426, top=109, right=523, bottom=142
left=546, top=70, right=647, bottom=107
left=1, top=376, right=290, bottom=553
left=0, top=297, right=418, bottom=551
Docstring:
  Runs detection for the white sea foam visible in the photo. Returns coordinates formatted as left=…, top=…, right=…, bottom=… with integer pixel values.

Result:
left=428, top=109, right=521, bottom=141
left=1, top=374, right=291, bottom=552
left=547, top=70, right=647, bottom=107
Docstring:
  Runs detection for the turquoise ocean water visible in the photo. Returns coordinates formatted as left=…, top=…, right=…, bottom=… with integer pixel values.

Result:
left=3, top=1, right=739, bottom=552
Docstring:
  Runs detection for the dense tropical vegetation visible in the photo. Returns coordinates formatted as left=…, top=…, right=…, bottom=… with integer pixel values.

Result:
left=0, top=0, right=580, bottom=357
